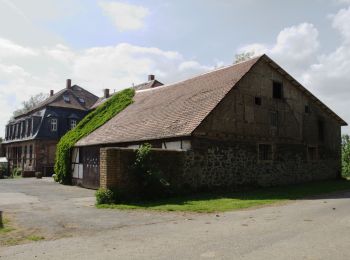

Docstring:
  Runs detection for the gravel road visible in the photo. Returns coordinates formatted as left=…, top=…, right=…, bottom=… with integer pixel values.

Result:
left=1, top=178, right=350, bottom=259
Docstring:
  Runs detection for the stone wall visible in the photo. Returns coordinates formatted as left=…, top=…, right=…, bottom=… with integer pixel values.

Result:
left=182, top=138, right=340, bottom=190
left=99, top=138, right=340, bottom=195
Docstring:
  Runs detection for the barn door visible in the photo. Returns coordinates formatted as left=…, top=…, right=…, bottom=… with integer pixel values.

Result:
left=81, top=147, right=100, bottom=189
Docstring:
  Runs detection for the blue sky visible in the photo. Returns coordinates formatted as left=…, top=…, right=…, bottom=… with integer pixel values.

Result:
left=0, top=0, right=350, bottom=137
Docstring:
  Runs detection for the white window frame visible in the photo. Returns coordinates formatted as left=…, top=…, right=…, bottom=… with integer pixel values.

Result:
left=70, top=119, right=77, bottom=129
left=51, top=118, right=58, bottom=132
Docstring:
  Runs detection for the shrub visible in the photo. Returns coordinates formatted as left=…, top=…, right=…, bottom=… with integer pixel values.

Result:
left=12, top=168, right=22, bottom=177
left=342, top=134, right=350, bottom=177
left=95, top=188, right=115, bottom=205
left=35, top=172, right=42, bottom=179
left=0, top=164, right=6, bottom=178
left=132, top=144, right=171, bottom=198
left=54, top=88, right=135, bottom=184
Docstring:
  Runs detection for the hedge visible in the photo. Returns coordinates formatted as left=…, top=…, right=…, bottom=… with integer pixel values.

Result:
left=54, top=88, right=135, bottom=184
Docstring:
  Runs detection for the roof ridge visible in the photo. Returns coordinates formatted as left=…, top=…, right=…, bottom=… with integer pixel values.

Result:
left=136, top=55, right=263, bottom=93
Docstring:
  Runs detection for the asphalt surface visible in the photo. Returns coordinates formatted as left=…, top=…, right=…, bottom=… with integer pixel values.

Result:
left=1, top=178, right=350, bottom=259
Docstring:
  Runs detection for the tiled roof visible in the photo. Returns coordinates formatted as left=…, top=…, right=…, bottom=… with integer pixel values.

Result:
left=76, top=56, right=261, bottom=146
left=90, top=80, right=164, bottom=109
left=15, top=85, right=98, bottom=119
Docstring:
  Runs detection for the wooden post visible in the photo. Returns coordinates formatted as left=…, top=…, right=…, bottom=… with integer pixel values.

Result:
left=0, top=211, right=3, bottom=228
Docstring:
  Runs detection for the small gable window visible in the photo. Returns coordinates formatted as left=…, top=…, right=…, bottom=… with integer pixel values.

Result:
left=255, top=97, right=262, bottom=106
left=273, top=81, right=283, bottom=99
left=305, top=105, right=310, bottom=113
left=51, top=118, right=58, bottom=132
left=63, top=95, right=70, bottom=103
left=318, top=119, right=325, bottom=141
left=70, top=119, right=77, bottom=129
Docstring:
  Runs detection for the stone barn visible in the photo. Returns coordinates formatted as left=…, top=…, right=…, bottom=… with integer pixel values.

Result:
left=71, top=54, right=347, bottom=191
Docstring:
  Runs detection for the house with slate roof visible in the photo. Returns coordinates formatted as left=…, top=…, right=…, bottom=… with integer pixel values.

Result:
left=3, top=79, right=98, bottom=176
left=72, top=55, right=347, bottom=190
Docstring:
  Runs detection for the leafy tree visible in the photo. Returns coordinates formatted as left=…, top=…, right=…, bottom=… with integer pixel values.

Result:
left=342, top=134, right=350, bottom=177
left=234, top=51, right=255, bottom=64
left=13, top=93, right=48, bottom=118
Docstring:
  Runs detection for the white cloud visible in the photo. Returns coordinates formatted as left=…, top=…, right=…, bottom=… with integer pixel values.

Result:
left=238, top=23, right=319, bottom=76
left=0, top=38, right=37, bottom=57
left=332, top=6, right=350, bottom=42
left=99, top=1, right=149, bottom=31
left=0, top=39, right=212, bottom=137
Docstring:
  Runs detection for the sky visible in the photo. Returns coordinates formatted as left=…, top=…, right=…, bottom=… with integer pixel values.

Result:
left=0, top=0, right=350, bottom=137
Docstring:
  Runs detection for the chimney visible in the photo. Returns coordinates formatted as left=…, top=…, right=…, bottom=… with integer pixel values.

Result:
left=66, top=79, right=72, bottom=89
left=103, top=88, right=110, bottom=99
left=148, top=74, right=155, bottom=81
left=50, top=90, right=54, bottom=97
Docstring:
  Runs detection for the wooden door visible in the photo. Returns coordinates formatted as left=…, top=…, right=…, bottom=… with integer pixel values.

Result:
left=81, top=147, right=100, bottom=189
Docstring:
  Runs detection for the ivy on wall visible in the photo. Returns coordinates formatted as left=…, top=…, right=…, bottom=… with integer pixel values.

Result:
left=54, top=88, right=135, bottom=184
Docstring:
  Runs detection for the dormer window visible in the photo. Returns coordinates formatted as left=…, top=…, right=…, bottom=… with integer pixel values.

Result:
left=70, top=119, right=77, bottom=129
left=63, top=95, right=70, bottom=103
left=78, top=97, right=85, bottom=104
left=51, top=118, right=58, bottom=132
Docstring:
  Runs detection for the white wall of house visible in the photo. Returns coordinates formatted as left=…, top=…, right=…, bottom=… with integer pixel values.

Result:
left=126, top=140, right=191, bottom=151
left=161, top=140, right=191, bottom=150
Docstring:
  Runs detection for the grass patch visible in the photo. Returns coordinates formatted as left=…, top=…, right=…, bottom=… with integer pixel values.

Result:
left=54, top=88, right=135, bottom=184
left=97, top=179, right=350, bottom=213
left=0, top=219, right=15, bottom=234
left=26, top=235, right=44, bottom=241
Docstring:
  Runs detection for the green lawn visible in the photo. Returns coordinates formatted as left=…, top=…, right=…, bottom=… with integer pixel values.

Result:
left=97, top=179, right=350, bottom=213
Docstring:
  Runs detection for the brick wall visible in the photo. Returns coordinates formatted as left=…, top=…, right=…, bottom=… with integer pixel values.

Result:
left=99, top=147, right=185, bottom=193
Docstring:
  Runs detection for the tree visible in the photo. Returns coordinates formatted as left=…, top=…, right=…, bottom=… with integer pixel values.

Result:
left=234, top=51, right=255, bottom=64
left=12, top=93, right=48, bottom=118
left=342, top=134, right=350, bottom=177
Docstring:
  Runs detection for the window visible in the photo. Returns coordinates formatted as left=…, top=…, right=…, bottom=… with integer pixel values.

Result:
left=63, top=95, right=70, bottom=103
left=78, top=97, right=85, bottom=104
left=24, top=146, right=27, bottom=163
left=28, top=118, right=32, bottom=136
left=51, top=118, right=58, bottom=132
left=70, top=119, right=77, bottom=129
left=258, top=144, right=273, bottom=161
left=255, top=97, right=262, bottom=105
left=29, top=145, right=33, bottom=165
left=270, top=111, right=278, bottom=127
left=318, top=120, right=324, bottom=141
left=307, top=146, right=318, bottom=161
left=273, top=81, right=283, bottom=99
left=305, top=105, right=310, bottom=113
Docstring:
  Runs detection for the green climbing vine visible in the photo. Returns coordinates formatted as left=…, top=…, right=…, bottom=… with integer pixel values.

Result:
left=54, top=88, right=135, bottom=184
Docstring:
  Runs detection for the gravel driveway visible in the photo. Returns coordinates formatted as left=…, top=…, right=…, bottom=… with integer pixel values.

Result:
left=1, top=178, right=350, bottom=259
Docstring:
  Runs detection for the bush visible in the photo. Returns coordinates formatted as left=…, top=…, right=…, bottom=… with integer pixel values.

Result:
left=35, top=172, right=42, bottom=179
left=95, top=188, right=115, bottom=205
left=54, top=88, right=135, bottom=184
left=12, top=168, right=22, bottom=177
left=342, top=134, right=350, bottom=177
left=132, top=144, right=171, bottom=199
left=0, top=164, right=6, bottom=179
